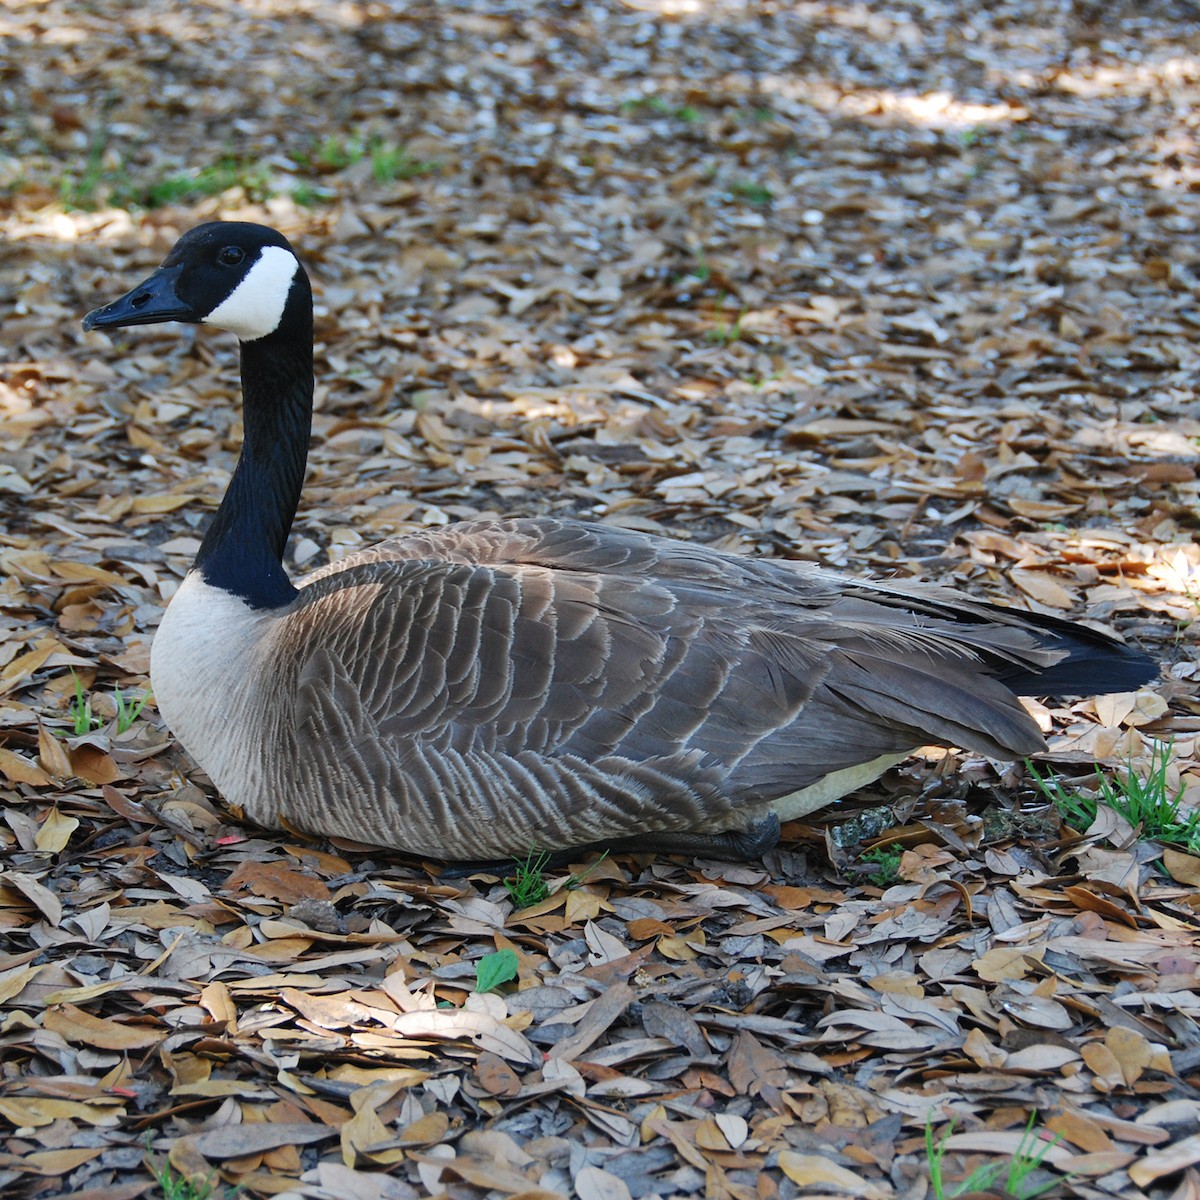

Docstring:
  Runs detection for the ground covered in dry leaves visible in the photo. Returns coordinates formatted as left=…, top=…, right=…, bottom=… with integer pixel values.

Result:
left=2, top=1, right=1200, bottom=1198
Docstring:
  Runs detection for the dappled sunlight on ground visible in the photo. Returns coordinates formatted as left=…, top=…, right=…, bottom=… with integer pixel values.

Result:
left=1, top=2, right=1199, bottom=1198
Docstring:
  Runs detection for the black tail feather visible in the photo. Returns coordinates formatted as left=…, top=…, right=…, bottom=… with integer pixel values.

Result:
left=992, top=610, right=1158, bottom=697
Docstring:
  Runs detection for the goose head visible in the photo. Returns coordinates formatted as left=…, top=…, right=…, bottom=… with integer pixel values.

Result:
left=83, top=222, right=309, bottom=343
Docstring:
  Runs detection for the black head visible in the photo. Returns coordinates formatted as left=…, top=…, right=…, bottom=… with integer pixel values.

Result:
left=83, top=222, right=307, bottom=342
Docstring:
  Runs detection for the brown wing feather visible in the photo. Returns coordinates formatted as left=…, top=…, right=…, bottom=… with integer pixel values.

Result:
left=272, top=517, right=1150, bottom=857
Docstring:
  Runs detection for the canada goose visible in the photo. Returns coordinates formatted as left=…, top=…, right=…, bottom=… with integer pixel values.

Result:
left=83, top=222, right=1157, bottom=862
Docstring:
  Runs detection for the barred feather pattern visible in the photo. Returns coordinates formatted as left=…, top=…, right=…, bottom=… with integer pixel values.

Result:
left=152, top=516, right=1149, bottom=860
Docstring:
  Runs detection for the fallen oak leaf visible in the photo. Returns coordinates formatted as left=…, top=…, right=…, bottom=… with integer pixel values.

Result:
left=341, top=1101, right=401, bottom=1168
left=393, top=1110, right=450, bottom=1148
left=547, top=981, right=634, bottom=1063
left=1162, top=847, right=1200, bottom=886
left=100, top=783, right=158, bottom=825
left=575, top=1165, right=632, bottom=1200
left=0, top=1096, right=125, bottom=1128
left=42, top=1003, right=163, bottom=1051
left=973, top=943, right=1046, bottom=983
left=0, top=745, right=52, bottom=786
left=778, top=1151, right=889, bottom=1198
left=1010, top=567, right=1077, bottom=610
left=0, top=1146, right=104, bottom=1176
left=69, top=744, right=122, bottom=785
left=32, top=1181, right=150, bottom=1200
left=0, top=962, right=45, bottom=1004
left=225, top=859, right=332, bottom=903
left=474, top=1050, right=522, bottom=1097
left=33, top=808, right=78, bottom=853
left=1, top=870, right=63, bottom=926
left=726, top=1029, right=789, bottom=1095
left=37, top=721, right=72, bottom=779
left=188, top=1123, right=336, bottom=1159
left=1129, top=1132, right=1200, bottom=1188
left=384, top=1008, right=539, bottom=1066
left=0, top=643, right=60, bottom=696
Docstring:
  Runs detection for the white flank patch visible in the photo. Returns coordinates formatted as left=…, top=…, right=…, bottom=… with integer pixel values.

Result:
left=203, top=245, right=298, bottom=341
left=771, top=750, right=912, bottom=820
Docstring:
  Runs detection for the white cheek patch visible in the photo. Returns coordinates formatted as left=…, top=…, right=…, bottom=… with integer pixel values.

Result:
left=204, top=246, right=298, bottom=340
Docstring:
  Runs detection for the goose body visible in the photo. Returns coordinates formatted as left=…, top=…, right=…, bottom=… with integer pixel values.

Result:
left=85, top=224, right=1158, bottom=861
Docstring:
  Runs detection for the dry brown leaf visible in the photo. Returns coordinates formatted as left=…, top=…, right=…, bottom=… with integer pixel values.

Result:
left=777, top=1152, right=883, bottom=1197
left=394, top=1111, right=449, bottom=1147
left=1081, top=1041, right=1126, bottom=1092
left=225, top=860, right=333, bottom=903
left=547, top=982, right=633, bottom=1063
left=2, top=870, right=63, bottom=927
left=190, top=1123, right=334, bottom=1160
left=1130, top=1133, right=1200, bottom=1188
left=33, top=808, right=77, bottom=854
left=0, top=747, right=51, bottom=786
left=574, top=1166, right=632, bottom=1200
left=1162, top=848, right=1200, bottom=886
left=9, top=1147, right=104, bottom=1176
left=973, top=944, right=1045, bottom=982
left=475, top=1051, right=521, bottom=1098
left=42, top=1003, right=162, bottom=1051
left=726, top=1030, right=789, bottom=1096
left=36, top=722, right=72, bottom=780
left=1045, top=1110, right=1116, bottom=1154
left=69, top=744, right=122, bottom=785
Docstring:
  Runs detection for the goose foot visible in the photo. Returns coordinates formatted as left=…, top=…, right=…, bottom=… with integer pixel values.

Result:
left=439, top=812, right=781, bottom=878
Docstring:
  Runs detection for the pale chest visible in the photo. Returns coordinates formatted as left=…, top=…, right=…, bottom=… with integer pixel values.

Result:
left=150, top=572, right=281, bottom=815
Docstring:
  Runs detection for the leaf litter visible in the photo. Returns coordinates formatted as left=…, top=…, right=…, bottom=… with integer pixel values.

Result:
left=1, top=2, right=1200, bottom=1198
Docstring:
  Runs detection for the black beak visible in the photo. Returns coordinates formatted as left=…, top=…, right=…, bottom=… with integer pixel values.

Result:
left=83, top=264, right=192, bottom=331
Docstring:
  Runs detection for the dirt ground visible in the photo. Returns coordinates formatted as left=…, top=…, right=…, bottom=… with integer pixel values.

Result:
left=2, top=2, right=1200, bottom=1198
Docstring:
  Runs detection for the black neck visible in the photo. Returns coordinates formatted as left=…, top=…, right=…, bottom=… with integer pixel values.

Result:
left=193, top=290, right=313, bottom=609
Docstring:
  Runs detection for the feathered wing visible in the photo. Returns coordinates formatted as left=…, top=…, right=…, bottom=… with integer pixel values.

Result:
left=269, top=518, right=1153, bottom=857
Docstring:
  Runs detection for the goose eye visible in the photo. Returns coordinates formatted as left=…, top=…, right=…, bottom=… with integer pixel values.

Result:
left=218, top=246, right=245, bottom=266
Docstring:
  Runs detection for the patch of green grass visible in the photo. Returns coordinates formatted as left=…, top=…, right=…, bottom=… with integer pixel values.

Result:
left=289, top=182, right=334, bottom=207
left=1036, top=766, right=1098, bottom=834
left=293, top=132, right=438, bottom=184
left=1030, top=741, right=1196, bottom=849
left=140, top=157, right=273, bottom=208
left=621, top=96, right=700, bottom=122
left=65, top=671, right=101, bottom=736
left=926, top=1113, right=1064, bottom=1200
left=706, top=297, right=747, bottom=345
left=369, top=140, right=437, bottom=183
left=113, top=686, right=149, bottom=735
left=504, top=850, right=552, bottom=908
left=59, top=126, right=118, bottom=209
left=502, top=849, right=607, bottom=909
left=307, top=133, right=366, bottom=171
left=730, top=179, right=773, bottom=206
left=147, top=1150, right=224, bottom=1200
left=58, top=675, right=149, bottom=737
left=860, top=844, right=903, bottom=887
left=60, top=140, right=274, bottom=211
